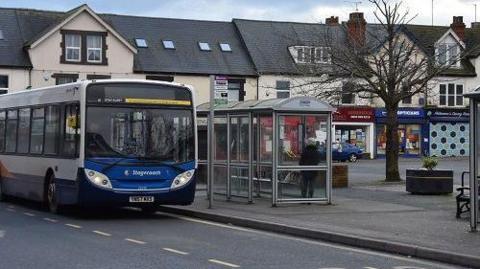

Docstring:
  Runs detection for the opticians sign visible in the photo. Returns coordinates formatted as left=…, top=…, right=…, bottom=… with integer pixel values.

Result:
left=375, top=107, right=425, bottom=119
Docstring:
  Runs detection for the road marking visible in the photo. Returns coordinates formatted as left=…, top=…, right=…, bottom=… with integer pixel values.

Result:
left=161, top=212, right=453, bottom=269
left=163, top=247, right=189, bottom=255
left=43, top=218, right=58, bottom=223
left=125, top=238, right=146, bottom=245
left=65, top=224, right=82, bottom=229
left=23, top=212, right=35, bottom=217
left=7, top=205, right=14, bottom=209
left=0, top=230, right=4, bottom=238
left=93, top=230, right=111, bottom=237
left=208, top=259, right=240, bottom=268
left=6, top=208, right=15, bottom=212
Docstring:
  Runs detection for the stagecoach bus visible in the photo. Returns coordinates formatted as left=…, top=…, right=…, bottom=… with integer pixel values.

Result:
left=0, top=80, right=197, bottom=213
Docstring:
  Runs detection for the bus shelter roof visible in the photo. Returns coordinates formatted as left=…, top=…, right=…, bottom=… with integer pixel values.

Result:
left=197, top=97, right=335, bottom=115
left=465, top=86, right=480, bottom=100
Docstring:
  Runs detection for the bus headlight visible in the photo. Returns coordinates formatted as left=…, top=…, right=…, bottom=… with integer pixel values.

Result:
left=171, top=169, right=195, bottom=190
left=84, top=169, right=112, bottom=189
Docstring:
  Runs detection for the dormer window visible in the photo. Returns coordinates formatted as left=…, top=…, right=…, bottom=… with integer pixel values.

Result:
left=291, top=46, right=331, bottom=64
left=65, top=34, right=81, bottom=62
left=61, top=30, right=107, bottom=65
left=437, top=43, right=460, bottom=67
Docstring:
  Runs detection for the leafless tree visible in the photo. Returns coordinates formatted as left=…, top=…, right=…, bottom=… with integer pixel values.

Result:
left=293, top=0, right=470, bottom=181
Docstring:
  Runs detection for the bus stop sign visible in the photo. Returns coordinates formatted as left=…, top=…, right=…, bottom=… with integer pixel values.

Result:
left=214, top=76, right=228, bottom=105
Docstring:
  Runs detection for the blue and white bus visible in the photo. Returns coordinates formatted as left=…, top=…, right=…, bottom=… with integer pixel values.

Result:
left=0, top=80, right=197, bottom=213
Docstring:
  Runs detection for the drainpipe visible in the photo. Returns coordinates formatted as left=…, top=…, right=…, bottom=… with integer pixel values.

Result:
left=256, top=76, right=259, bottom=100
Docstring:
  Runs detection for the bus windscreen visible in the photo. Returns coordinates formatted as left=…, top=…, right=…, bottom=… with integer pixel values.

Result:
left=87, top=83, right=192, bottom=106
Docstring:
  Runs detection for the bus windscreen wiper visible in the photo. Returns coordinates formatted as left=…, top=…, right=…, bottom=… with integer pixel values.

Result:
left=101, top=157, right=136, bottom=173
left=137, top=157, right=185, bottom=172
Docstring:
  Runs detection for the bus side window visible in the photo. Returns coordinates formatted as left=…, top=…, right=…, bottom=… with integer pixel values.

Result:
left=17, top=108, right=31, bottom=154
left=5, top=109, right=18, bottom=153
left=0, top=111, right=5, bottom=152
left=45, top=105, right=60, bottom=155
left=62, top=104, right=80, bottom=157
left=30, top=107, right=45, bottom=154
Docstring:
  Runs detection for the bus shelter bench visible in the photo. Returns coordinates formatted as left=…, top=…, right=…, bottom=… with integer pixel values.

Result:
left=456, top=171, right=480, bottom=218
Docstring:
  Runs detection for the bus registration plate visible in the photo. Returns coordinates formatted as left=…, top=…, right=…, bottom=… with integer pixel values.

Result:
left=129, top=196, right=154, bottom=203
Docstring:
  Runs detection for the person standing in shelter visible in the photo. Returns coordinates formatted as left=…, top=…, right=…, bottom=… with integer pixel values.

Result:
left=299, top=138, right=321, bottom=198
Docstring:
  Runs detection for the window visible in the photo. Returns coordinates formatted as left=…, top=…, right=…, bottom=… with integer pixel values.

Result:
left=87, top=35, right=102, bottom=63
left=276, top=81, right=290, bottom=99
left=341, top=82, right=355, bottom=104
left=65, top=34, right=81, bottom=62
left=146, top=75, right=174, bottom=82
left=198, top=42, right=211, bottom=51
left=44, top=105, right=60, bottom=155
left=62, top=104, right=79, bottom=156
left=219, top=43, right=232, bottom=52
left=86, top=74, right=111, bottom=80
left=53, top=74, right=78, bottom=85
left=5, top=110, right=17, bottom=153
left=294, top=46, right=331, bottom=64
left=17, top=108, right=31, bottom=154
left=439, top=83, right=463, bottom=107
left=29, top=108, right=45, bottom=154
left=0, top=111, right=5, bottom=152
left=135, top=38, right=148, bottom=48
left=162, top=40, right=175, bottom=49
left=0, top=75, right=8, bottom=90
left=402, top=85, right=412, bottom=104
left=437, top=43, right=460, bottom=67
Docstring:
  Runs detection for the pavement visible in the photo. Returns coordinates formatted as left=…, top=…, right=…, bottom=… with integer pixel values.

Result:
left=160, top=157, right=480, bottom=268
left=0, top=200, right=457, bottom=269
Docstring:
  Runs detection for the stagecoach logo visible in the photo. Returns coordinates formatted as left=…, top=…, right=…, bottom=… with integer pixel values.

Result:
left=124, top=170, right=162, bottom=177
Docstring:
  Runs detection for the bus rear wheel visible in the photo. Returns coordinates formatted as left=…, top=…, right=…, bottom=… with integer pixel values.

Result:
left=46, top=175, right=62, bottom=214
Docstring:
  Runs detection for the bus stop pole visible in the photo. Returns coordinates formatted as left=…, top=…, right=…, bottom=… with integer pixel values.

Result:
left=207, top=75, right=215, bottom=209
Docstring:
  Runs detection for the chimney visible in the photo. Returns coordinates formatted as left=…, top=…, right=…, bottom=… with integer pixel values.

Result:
left=451, top=16, right=465, bottom=41
left=326, top=16, right=339, bottom=25
left=346, top=12, right=366, bottom=47
left=472, top=22, right=480, bottom=29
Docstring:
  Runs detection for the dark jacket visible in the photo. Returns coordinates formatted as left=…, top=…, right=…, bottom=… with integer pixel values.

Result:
left=299, top=145, right=321, bottom=166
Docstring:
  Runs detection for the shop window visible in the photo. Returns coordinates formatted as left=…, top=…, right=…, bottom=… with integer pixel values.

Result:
left=276, top=81, right=290, bottom=99
left=439, top=83, right=463, bottom=107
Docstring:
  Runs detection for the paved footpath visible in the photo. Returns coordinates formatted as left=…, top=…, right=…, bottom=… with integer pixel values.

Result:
left=162, top=183, right=480, bottom=268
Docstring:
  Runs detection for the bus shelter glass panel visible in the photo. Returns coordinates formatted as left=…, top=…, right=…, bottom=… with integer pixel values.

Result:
left=229, top=116, right=250, bottom=198
left=214, top=116, right=228, bottom=195
left=255, top=116, right=273, bottom=198
left=278, top=170, right=327, bottom=199
left=277, top=115, right=329, bottom=201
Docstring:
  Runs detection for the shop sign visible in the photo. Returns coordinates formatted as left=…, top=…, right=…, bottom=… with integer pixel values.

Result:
left=214, top=76, right=228, bottom=105
left=375, top=107, right=425, bottom=119
left=426, top=108, right=469, bottom=122
left=333, top=107, right=374, bottom=122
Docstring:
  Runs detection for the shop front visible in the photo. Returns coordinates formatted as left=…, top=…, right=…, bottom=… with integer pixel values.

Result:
left=375, top=108, right=427, bottom=157
left=333, top=106, right=375, bottom=159
left=426, top=108, right=469, bottom=157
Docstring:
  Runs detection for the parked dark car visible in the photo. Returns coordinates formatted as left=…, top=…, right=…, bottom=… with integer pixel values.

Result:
left=333, top=142, right=363, bottom=162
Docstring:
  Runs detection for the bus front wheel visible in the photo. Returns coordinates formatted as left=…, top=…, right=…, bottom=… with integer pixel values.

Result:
left=46, top=175, right=62, bottom=214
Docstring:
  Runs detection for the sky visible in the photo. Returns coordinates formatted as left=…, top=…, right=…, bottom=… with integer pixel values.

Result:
left=1, top=0, right=480, bottom=26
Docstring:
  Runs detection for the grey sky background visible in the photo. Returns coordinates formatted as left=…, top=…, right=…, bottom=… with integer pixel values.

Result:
left=1, top=0, right=479, bottom=26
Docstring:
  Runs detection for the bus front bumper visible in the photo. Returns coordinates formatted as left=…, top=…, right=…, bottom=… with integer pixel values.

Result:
left=76, top=175, right=196, bottom=207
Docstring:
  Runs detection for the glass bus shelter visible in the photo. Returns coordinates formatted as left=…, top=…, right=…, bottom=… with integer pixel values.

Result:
left=197, top=97, right=335, bottom=206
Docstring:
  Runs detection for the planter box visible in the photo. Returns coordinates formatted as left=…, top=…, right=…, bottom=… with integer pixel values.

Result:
left=333, top=164, right=348, bottom=188
left=406, top=169, right=453, bottom=194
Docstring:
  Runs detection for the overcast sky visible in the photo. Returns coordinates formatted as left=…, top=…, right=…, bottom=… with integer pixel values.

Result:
left=1, top=0, right=479, bottom=26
